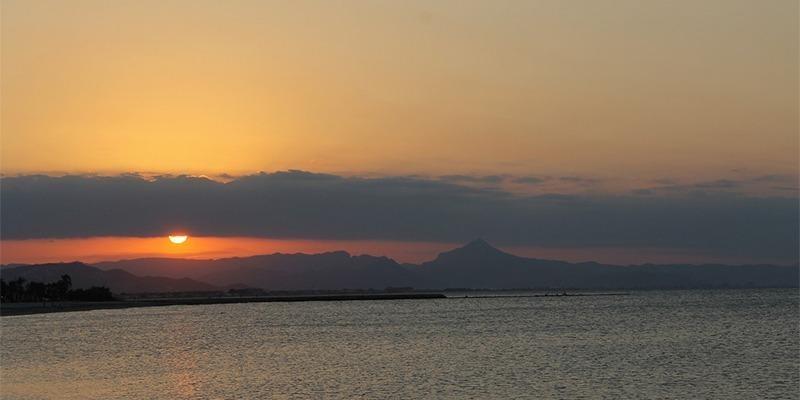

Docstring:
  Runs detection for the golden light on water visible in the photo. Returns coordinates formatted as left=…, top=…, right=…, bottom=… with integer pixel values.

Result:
left=168, top=235, right=188, bottom=244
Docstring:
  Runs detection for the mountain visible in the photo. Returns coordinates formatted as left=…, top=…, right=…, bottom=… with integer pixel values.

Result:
left=417, top=239, right=574, bottom=288
left=190, top=251, right=420, bottom=290
left=97, top=252, right=423, bottom=291
left=418, top=239, right=798, bottom=289
left=1, top=262, right=219, bottom=294
left=9, top=240, right=798, bottom=292
left=94, top=257, right=223, bottom=280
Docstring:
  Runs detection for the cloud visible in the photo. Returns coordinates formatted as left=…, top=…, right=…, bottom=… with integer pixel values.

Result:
left=637, top=175, right=799, bottom=197
left=692, top=179, right=741, bottom=189
left=752, top=174, right=797, bottom=183
left=438, top=174, right=506, bottom=184
left=558, top=176, right=599, bottom=185
left=1, top=171, right=797, bottom=262
left=438, top=174, right=551, bottom=189
left=511, top=176, right=546, bottom=185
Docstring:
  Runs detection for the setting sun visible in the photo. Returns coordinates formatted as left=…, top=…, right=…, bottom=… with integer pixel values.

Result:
left=168, top=235, right=188, bottom=244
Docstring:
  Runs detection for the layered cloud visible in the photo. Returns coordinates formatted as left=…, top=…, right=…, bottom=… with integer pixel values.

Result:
left=1, top=171, right=797, bottom=262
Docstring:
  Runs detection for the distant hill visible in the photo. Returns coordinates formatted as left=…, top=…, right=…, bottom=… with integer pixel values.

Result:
left=418, top=239, right=799, bottom=289
left=6, top=240, right=798, bottom=292
left=97, top=252, right=422, bottom=291
left=91, top=240, right=799, bottom=290
left=1, top=262, right=219, bottom=294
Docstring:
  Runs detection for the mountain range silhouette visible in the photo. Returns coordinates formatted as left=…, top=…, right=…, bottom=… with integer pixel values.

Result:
left=2, top=240, right=797, bottom=293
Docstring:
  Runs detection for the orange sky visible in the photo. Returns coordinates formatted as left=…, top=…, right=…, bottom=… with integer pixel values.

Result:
left=1, top=236, right=789, bottom=266
left=0, top=237, right=457, bottom=264
left=2, top=0, right=797, bottom=180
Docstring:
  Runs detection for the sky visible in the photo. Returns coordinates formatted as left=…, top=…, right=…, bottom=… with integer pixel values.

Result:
left=1, top=0, right=798, bottom=265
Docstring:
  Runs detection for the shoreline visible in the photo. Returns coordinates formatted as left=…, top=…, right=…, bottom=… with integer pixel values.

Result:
left=457, top=292, right=630, bottom=298
left=0, top=293, right=446, bottom=317
left=4, top=289, right=777, bottom=317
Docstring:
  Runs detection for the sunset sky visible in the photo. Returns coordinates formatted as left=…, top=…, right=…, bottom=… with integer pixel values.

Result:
left=1, top=0, right=797, bottom=265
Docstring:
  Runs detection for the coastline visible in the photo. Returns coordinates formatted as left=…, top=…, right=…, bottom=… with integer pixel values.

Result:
left=0, top=293, right=447, bottom=317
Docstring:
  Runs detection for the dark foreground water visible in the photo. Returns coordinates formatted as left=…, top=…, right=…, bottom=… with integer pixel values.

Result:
left=1, top=289, right=798, bottom=399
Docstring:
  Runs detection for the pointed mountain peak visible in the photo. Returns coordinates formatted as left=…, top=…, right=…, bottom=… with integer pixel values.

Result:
left=435, top=238, right=511, bottom=259
left=463, top=238, right=495, bottom=250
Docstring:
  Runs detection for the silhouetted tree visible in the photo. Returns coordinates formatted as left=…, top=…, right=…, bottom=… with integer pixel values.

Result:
left=67, top=286, right=114, bottom=301
left=0, top=274, right=114, bottom=303
left=27, top=282, right=47, bottom=302
left=7, top=278, right=27, bottom=302
left=52, top=275, right=72, bottom=299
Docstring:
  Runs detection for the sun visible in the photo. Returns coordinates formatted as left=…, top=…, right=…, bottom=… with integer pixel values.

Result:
left=168, top=235, right=188, bottom=244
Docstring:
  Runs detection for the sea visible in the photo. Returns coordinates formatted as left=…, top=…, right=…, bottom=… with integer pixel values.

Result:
left=1, top=289, right=798, bottom=399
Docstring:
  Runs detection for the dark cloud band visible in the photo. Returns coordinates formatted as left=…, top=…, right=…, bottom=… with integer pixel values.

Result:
left=1, top=171, right=797, bottom=262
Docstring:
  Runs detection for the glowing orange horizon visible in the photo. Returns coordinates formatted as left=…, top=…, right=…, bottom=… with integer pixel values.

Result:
left=0, top=236, right=786, bottom=266
left=0, top=237, right=458, bottom=265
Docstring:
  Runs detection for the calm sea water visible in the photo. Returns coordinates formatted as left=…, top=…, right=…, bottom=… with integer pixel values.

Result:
left=1, top=289, right=798, bottom=399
